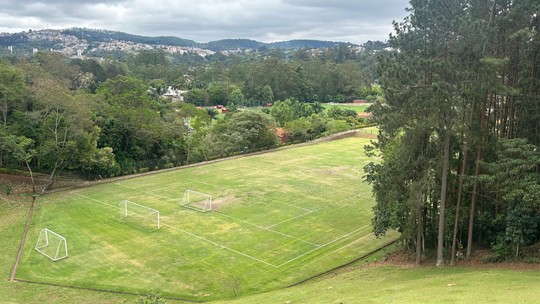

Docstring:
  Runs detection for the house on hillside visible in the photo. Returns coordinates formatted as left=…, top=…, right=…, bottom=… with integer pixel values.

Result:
left=163, top=86, right=187, bottom=102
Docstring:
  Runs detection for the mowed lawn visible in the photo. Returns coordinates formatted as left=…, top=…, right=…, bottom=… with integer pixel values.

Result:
left=216, top=263, right=540, bottom=304
left=15, top=136, right=397, bottom=301
left=322, top=103, right=371, bottom=114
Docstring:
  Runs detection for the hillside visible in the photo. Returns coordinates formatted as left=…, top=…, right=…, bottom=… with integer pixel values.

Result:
left=0, top=27, right=359, bottom=58
left=63, top=28, right=197, bottom=47
left=217, top=262, right=540, bottom=304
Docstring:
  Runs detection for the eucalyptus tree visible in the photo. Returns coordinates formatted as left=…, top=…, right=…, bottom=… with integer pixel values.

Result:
left=95, top=76, right=174, bottom=172
left=370, top=0, right=540, bottom=265
left=28, top=76, right=108, bottom=184
left=0, top=64, right=24, bottom=126
left=369, top=0, right=486, bottom=265
left=0, top=133, right=36, bottom=192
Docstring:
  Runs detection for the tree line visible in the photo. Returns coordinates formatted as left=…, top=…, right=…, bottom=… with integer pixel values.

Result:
left=0, top=44, right=376, bottom=188
left=366, top=0, right=540, bottom=264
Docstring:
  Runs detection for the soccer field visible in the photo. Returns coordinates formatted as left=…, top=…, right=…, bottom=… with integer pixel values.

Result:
left=15, top=136, right=397, bottom=300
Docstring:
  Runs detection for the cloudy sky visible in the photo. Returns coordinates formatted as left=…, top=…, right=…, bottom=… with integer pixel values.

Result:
left=0, top=0, right=410, bottom=44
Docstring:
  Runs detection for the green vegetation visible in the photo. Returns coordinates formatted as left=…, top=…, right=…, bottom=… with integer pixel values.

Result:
left=14, top=137, right=396, bottom=301
left=3, top=193, right=538, bottom=304
left=321, top=103, right=370, bottom=114
left=367, top=0, right=540, bottom=266
left=1, top=43, right=381, bottom=183
left=0, top=191, right=132, bottom=303
left=217, top=266, right=540, bottom=304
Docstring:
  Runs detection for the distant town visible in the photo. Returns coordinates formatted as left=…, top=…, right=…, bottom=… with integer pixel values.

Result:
left=0, top=28, right=372, bottom=59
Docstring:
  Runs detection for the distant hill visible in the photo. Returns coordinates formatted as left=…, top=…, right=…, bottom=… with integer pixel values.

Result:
left=63, top=28, right=351, bottom=51
left=268, top=39, right=343, bottom=49
left=199, top=39, right=265, bottom=51
left=0, top=33, right=29, bottom=45
left=0, top=27, right=367, bottom=58
left=62, top=28, right=198, bottom=47
left=0, top=27, right=354, bottom=49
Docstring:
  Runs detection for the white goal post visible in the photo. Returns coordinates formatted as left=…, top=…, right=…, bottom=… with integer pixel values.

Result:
left=120, top=200, right=160, bottom=229
left=35, top=228, right=68, bottom=261
left=180, top=189, right=213, bottom=212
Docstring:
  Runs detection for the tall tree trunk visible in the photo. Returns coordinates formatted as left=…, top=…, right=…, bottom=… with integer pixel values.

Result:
left=416, top=192, right=424, bottom=265
left=466, top=97, right=488, bottom=259
left=466, top=140, right=483, bottom=260
left=451, top=98, right=476, bottom=265
left=25, top=161, right=36, bottom=194
left=437, top=131, right=451, bottom=267
left=451, top=148, right=468, bottom=265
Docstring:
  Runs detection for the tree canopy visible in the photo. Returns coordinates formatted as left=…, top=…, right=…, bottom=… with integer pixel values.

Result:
left=367, top=0, right=540, bottom=265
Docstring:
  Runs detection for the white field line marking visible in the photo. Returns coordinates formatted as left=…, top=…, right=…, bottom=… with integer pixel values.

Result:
left=265, top=210, right=316, bottom=229
left=74, top=192, right=123, bottom=211
left=312, top=233, right=374, bottom=263
left=275, top=201, right=313, bottom=212
left=248, top=199, right=315, bottom=213
left=163, top=222, right=278, bottom=268
left=114, top=183, right=178, bottom=202
left=115, top=182, right=319, bottom=246
left=125, top=180, right=198, bottom=193
left=74, top=193, right=277, bottom=268
left=81, top=166, right=371, bottom=264
left=213, top=211, right=320, bottom=247
left=275, top=224, right=370, bottom=268
left=193, top=180, right=220, bottom=189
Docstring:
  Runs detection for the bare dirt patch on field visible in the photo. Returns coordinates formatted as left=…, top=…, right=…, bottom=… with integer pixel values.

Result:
left=354, top=132, right=377, bottom=139
left=211, top=195, right=237, bottom=210
left=321, top=166, right=356, bottom=175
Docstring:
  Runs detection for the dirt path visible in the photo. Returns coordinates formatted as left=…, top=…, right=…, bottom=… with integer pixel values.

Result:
left=9, top=196, right=36, bottom=282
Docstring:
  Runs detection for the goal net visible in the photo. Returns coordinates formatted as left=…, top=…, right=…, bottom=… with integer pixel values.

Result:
left=180, top=190, right=212, bottom=212
left=120, top=200, right=160, bottom=230
left=35, top=228, right=68, bottom=261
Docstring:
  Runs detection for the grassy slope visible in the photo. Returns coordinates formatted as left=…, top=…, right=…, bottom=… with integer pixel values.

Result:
left=217, top=264, right=540, bottom=304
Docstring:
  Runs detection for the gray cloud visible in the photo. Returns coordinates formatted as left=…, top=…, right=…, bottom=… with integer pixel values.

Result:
left=0, top=0, right=409, bottom=44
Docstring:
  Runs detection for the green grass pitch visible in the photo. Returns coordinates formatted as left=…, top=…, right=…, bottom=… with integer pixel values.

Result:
left=322, top=103, right=370, bottom=113
left=15, top=136, right=397, bottom=301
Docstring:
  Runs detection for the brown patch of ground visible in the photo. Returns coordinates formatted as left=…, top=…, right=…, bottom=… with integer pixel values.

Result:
left=354, top=132, right=377, bottom=139
left=321, top=246, right=540, bottom=282
left=0, top=173, right=83, bottom=192
left=0, top=177, right=32, bottom=196
left=369, top=248, right=540, bottom=271
left=211, top=195, right=236, bottom=210
left=321, top=166, right=351, bottom=175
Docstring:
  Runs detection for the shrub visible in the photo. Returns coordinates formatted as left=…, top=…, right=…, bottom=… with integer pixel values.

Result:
left=1, top=183, right=13, bottom=196
left=136, top=291, right=166, bottom=304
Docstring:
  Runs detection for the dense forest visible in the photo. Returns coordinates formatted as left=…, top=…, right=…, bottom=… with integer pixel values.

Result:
left=0, top=43, right=380, bottom=188
left=366, top=0, right=540, bottom=264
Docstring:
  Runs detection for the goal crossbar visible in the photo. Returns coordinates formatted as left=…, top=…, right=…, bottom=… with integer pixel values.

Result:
left=120, top=200, right=160, bottom=229
left=35, top=228, right=68, bottom=261
left=180, top=189, right=212, bottom=212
